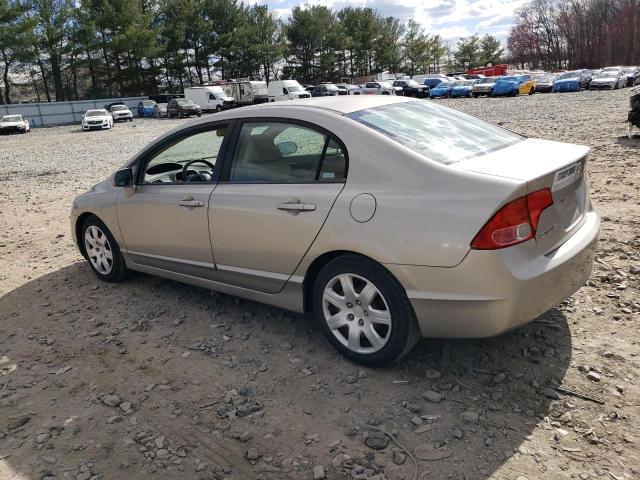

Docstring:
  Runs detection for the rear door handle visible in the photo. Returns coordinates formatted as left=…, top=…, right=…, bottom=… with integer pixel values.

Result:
left=179, top=198, right=204, bottom=207
left=277, top=202, right=316, bottom=212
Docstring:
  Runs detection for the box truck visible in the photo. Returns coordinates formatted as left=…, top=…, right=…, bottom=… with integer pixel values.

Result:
left=183, top=86, right=236, bottom=112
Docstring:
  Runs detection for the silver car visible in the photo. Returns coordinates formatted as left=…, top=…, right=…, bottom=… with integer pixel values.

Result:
left=71, top=96, right=599, bottom=366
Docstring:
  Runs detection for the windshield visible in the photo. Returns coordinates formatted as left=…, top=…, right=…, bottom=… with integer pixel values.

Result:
left=348, top=101, right=523, bottom=165
left=437, top=82, right=453, bottom=88
left=287, top=84, right=303, bottom=92
left=539, top=76, right=556, bottom=82
left=478, top=78, right=497, bottom=84
left=111, top=105, right=127, bottom=111
left=142, top=100, right=156, bottom=106
left=404, top=80, right=419, bottom=86
left=593, top=72, right=615, bottom=78
left=324, top=84, right=339, bottom=91
left=1, top=115, right=22, bottom=122
left=86, top=110, right=104, bottom=116
left=558, top=71, right=580, bottom=80
left=457, top=80, right=475, bottom=86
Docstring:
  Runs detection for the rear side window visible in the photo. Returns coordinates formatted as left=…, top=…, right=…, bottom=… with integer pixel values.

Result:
left=228, top=122, right=346, bottom=183
left=347, top=101, right=523, bottom=164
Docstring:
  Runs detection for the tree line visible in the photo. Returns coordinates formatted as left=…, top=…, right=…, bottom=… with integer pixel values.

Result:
left=508, top=0, right=639, bottom=70
left=0, top=0, right=505, bottom=104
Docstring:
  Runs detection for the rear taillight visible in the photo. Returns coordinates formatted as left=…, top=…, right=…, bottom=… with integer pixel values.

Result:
left=471, top=188, right=553, bottom=250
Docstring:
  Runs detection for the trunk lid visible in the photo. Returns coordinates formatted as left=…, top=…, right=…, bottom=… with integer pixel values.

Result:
left=452, top=138, right=590, bottom=254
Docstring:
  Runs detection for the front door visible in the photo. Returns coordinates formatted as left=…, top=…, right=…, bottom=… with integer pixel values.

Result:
left=117, top=124, right=230, bottom=279
left=209, top=120, right=347, bottom=293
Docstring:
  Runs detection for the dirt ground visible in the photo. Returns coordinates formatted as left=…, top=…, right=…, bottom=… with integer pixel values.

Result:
left=1, top=89, right=639, bottom=480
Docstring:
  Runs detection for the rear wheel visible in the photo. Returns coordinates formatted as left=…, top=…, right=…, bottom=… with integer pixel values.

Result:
left=313, top=255, right=420, bottom=366
left=81, top=216, right=128, bottom=282
left=529, top=87, right=534, bottom=95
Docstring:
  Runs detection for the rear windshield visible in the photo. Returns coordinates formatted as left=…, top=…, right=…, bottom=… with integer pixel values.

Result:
left=347, top=101, right=523, bottom=165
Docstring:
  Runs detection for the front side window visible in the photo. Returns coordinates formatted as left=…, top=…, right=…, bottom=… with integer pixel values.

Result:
left=228, top=122, right=345, bottom=183
left=143, top=126, right=227, bottom=183
left=348, top=101, right=523, bottom=165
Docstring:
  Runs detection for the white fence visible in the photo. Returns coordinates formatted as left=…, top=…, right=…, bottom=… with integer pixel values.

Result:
left=0, top=96, right=148, bottom=128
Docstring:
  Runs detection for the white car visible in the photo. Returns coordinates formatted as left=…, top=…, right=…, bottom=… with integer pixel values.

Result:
left=361, top=81, right=397, bottom=95
left=590, top=69, right=626, bottom=90
left=82, top=109, right=113, bottom=131
left=109, top=105, right=133, bottom=122
left=0, top=114, right=30, bottom=134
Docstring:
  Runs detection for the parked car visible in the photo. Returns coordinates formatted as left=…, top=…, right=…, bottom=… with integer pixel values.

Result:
left=534, top=74, right=558, bottom=93
left=392, top=79, right=429, bottom=98
left=428, top=81, right=455, bottom=98
left=336, top=83, right=361, bottom=95
left=590, top=70, right=626, bottom=90
left=450, top=79, right=479, bottom=98
left=109, top=104, right=133, bottom=122
left=153, top=103, right=168, bottom=118
left=552, top=70, right=592, bottom=92
left=167, top=98, right=202, bottom=118
left=81, top=109, right=113, bottom=131
left=71, top=96, right=599, bottom=366
left=492, top=74, right=536, bottom=96
left=423, top=78, right=444, bottom=89
left=268, top=80, right=311, bottom=101
left=311, top=83, right=341, bottom=97
left=104, top=101, right=126, bottom=111
left=361, top=81, right=396, bottom=95
left=184, top=86, right=235, bottom=112
left=137, top=100, right=157, bottom=118
left=471, top=77, right=498, bottom=97
left=0, top=114, right=30, bottom=134
left=622, top=67, right=640, bottom=87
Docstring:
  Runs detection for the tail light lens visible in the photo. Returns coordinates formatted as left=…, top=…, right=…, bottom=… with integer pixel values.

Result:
left=471, top=188, right=553, bottom=250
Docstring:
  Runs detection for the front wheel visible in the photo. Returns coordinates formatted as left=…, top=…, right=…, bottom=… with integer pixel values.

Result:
left=529, top=87, right=534, bottom=95
left=313, top=255, right=420, bottom=366
left=81, top=216, right=128, bottom=282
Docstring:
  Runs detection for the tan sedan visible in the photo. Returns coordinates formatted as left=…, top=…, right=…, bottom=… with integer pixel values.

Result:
left=71, top=96, right=599, bottom=366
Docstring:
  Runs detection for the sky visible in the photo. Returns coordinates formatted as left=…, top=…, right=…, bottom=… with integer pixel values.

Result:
left=255, top=0, right=528, bottom=45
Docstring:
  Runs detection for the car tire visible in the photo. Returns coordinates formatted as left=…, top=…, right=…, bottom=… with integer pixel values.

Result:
left=216, top=105, right=222, bottom=112
left=529, top=87, right=534, bottom=95
left=81, top=216, right=128, bottom=283
left=312, top=255, right=421, bottom=367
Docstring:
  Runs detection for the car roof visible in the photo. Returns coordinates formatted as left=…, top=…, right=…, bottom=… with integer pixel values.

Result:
left=225, top=95, right=415, bottom=115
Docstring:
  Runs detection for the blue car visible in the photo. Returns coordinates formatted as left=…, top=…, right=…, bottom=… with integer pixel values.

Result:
left=450, top=80, right=479, bottom=98
left=552, top=69, right=591, bottom=92
left=423, top=78, right=444, bottom=89
left=491, top=74, right=535, bottom=97
left=137, top=100, right=157, bottom=118
left=429, top=81, right=455, bottom=98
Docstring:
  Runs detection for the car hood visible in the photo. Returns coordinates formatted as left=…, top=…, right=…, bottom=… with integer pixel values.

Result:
left=591, top=77, right=617, bottom=82
left=84, top=116, right=108, bottom=120
left=555, top=78, right=579, bottom=84
left=221, top=96, right=235, bottom=102
left=452, top=85, right=472, bottom=90
left=495, top=80, right=518, bottom=86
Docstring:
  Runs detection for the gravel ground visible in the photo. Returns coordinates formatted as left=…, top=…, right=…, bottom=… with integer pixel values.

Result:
left=0, top=90, right=639, bottom=480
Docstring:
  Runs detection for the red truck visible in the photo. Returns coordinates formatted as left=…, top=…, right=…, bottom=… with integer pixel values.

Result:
left=467, top=64, right=508, bottom=77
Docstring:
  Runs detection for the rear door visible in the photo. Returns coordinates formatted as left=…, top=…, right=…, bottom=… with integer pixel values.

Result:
left=209, top=120, right=347, bottom=293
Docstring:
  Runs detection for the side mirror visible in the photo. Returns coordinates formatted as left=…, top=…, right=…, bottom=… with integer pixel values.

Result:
left=277, top=141, right=297, bottom=156
left=114, top=168, right=134, bottom=187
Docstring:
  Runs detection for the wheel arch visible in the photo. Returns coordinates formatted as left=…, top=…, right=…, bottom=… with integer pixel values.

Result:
left=75, top=212, right=99, bottom=258
left=302, top=250, right=403, bottom=313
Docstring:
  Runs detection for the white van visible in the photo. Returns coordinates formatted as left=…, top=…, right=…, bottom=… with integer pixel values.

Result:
left=267, top=80, right=311, bottom=102
left=184, top=86, right=236, bottom=112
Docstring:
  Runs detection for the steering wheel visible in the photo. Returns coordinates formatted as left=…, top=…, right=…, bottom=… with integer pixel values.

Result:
left=182, top=159, right=215, bottom=182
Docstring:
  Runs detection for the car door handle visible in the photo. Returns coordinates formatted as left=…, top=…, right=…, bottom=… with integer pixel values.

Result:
left=179, top=198, right=204, bottom=207
left=277, top=202, right=316, bottom=212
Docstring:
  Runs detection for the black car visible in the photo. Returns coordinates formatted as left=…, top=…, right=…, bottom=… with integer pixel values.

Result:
left=167, top=99, right=202, bottom=118
left=392, top=80, right=430, bottom=98
left=311, top=83, right=340, bottom=97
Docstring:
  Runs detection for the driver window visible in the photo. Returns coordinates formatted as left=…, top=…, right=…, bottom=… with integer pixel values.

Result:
left=143, top=126, right=227, bottom=184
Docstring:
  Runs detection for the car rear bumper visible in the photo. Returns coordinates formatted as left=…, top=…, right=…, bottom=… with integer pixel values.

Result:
left=0, top=126, right=26, bottom=133
left=386, top=209, right=599, bottom=338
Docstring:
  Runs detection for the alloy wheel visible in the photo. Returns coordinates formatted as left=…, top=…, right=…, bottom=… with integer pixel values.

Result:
left=84, top=225, right=113, bottom=275
left=322, top=273, right=392, bottom=354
